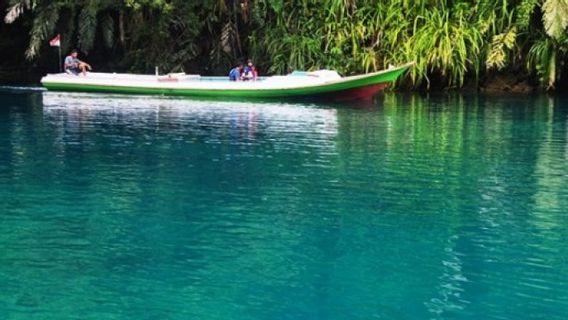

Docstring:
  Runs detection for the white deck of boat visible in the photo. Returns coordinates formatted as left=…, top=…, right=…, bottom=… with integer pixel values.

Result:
left=41, top=71, right=343, bottom=90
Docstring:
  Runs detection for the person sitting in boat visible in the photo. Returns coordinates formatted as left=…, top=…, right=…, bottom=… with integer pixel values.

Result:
left=229, top=63, right=244, bottom=81
left=64, top=49, right=92, bottom=76
left=242, top=59, right=258, bottom=81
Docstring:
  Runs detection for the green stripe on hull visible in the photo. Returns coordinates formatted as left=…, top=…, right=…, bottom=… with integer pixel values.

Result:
left=43, top=64, right=410, bottom=99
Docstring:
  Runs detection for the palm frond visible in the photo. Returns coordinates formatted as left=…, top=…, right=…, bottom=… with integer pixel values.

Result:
left=25, top=3, right=60, bottom=59
left=527, top=36, right=556, bottom=89
left=78, top=4, right=98, bottom=54
left=542, top=0, right=568, bottom=39
left=101, top=14, right=114, bottom=49
left=220, top=21, right=237, bottom=55
left=486, top=28, right=517, bottom=70
left=4, top=3, right=24, bottom=23
left=516, top=0, right=539, bottom=30
left=4, top=0, right=36, bottom=23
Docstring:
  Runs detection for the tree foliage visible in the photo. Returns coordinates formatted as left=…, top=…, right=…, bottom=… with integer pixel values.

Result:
left=3, top=0, right=568, bottom=89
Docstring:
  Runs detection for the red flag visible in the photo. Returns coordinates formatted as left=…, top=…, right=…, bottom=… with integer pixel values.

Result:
left=49, top=34, right=60, bottom=47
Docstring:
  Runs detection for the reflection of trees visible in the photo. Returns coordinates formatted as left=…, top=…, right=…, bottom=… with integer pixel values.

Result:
left=531, top=95, right=568, bottom=295
left=3, top=92, right=568, bottom=318
left=333, top=93, right=568, bottom=318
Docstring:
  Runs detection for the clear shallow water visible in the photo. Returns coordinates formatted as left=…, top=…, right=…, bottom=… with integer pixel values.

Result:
left=1, top=91, right=568, bottom=319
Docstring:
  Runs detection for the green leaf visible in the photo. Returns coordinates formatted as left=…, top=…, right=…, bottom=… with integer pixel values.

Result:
left=542, top=0, right=568, bottom=39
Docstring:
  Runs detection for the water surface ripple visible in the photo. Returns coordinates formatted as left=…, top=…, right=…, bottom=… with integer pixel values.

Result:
left=1, top=92, right=568, bottom=319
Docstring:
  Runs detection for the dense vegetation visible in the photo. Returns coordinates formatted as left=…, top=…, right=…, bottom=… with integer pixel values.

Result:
left=2, top=0, right=568, bottom=90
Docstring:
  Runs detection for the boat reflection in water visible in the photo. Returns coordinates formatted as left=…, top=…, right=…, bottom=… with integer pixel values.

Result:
left=41, top=91, right=339, bottom=147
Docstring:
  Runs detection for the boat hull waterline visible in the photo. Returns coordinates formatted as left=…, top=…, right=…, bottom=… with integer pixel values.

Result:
left=41, top=63, right=413, bottom=101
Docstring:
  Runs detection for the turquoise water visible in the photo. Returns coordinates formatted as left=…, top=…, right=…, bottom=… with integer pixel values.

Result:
left=1, top=91, right=568, bottom=319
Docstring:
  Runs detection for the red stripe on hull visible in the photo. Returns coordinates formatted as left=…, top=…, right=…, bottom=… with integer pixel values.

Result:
left=313, top=83, right=389, bottom=101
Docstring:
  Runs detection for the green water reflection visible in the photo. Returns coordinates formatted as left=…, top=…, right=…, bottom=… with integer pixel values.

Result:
left=1, top=91, right=567, bottom=319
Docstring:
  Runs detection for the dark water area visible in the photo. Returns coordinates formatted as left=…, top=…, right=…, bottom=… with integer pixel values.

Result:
left=1, top=90, right=568, bottom=319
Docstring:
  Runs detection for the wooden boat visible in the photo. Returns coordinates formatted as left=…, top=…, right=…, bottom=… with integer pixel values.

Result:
left=41, top=62, right=413, bottom=101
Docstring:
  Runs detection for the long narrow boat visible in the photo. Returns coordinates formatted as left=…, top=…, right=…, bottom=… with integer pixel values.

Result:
left=41, top=62, right=413, bottom=101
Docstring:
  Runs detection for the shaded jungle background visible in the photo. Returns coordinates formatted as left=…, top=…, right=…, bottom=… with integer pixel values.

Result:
left=1, top=0, right=568, bottom=91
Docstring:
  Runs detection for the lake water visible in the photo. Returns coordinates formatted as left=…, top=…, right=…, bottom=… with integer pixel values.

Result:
left=1, top=90, right=568, bottom=319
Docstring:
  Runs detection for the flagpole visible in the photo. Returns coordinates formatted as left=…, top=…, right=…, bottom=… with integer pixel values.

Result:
left=58, top=45, right=62, bottom=73
left=50, top=34, right=62, bottom=73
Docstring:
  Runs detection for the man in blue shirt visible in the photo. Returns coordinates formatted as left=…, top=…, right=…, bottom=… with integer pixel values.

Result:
left=64, top=49, right=92, bottom=76
left=229, top=63, right=243, bottom=81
